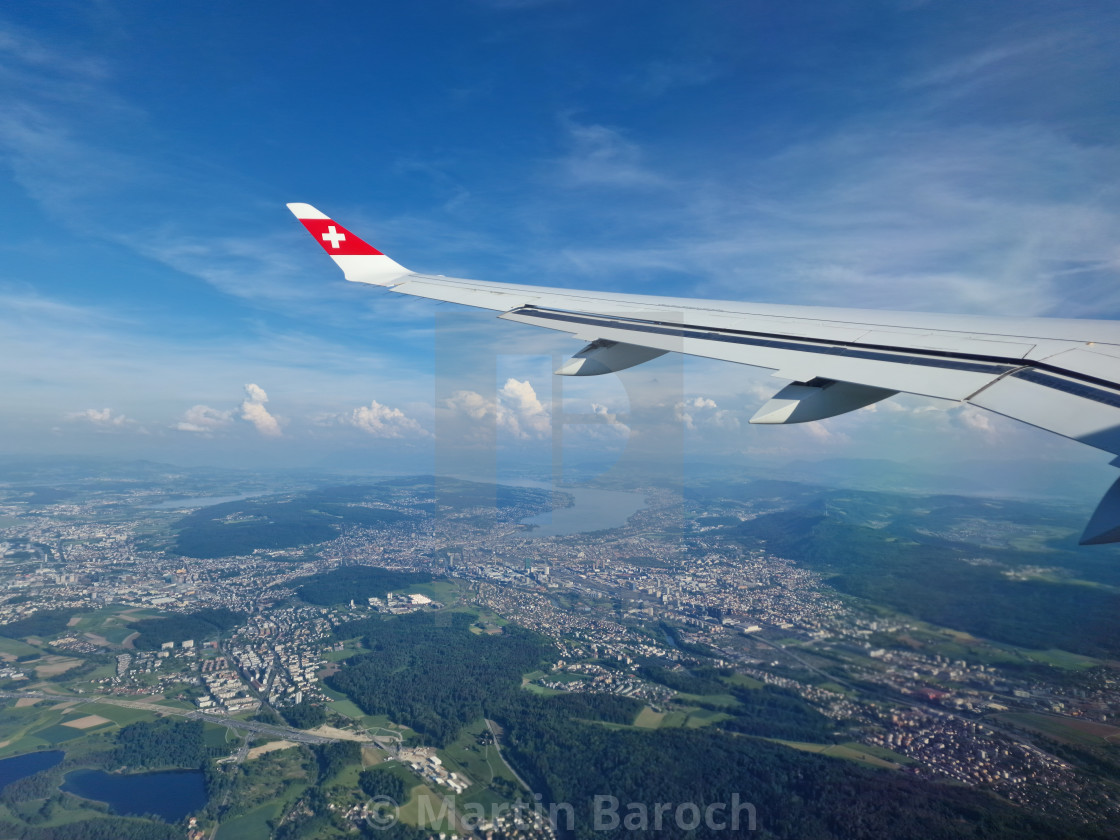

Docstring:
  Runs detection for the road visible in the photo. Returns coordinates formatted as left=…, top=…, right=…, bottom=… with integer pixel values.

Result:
left=484, top=718, right=532, bottom=793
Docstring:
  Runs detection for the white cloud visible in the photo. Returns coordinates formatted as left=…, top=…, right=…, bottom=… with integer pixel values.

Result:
left=240, top=383, right=281, bottom=437
left=674, top=396, right=739, bottom=432
left=533, top=114, right=1120, bottom=322
left=64, top=407, right=147, bottom=434
left=66, top=407, right=132, bottom=427
left=175, top=405, right=233, bottom=434
left=951, top=405, right=995, bottom=435
left=804, top=421, right=849, bottom=444
left=345, top=399, right=429, bottom=439
left=442, top=378, right=552, bottom=441
left=559, top=400, right=632, bottom=443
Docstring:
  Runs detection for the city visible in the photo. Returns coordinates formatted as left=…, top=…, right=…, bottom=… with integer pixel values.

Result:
left=0, top=469, right=1118, bottom=838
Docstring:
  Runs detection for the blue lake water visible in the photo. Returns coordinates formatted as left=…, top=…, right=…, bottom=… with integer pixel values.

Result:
left=62, top=768, right=207, bottom=822
left=520, top=486, right=648, bottom=537
left=0, top=750, right=64, bottom=791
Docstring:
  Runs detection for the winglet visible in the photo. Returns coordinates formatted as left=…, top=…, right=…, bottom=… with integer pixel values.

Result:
left=287, top=203, right=410, bottom=286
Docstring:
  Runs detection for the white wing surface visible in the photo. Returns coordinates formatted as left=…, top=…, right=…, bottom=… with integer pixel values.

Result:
left=288, top=203, right=1120, bottom=545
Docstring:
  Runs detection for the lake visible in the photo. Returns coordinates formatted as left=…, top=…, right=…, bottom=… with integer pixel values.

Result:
left=0, top=750, right=63, bottom=791
left=520, top=485, right=648, bottom=537
left=144, top=492, right=271, bottom=510
left=62, top=768, right=207, bottom=822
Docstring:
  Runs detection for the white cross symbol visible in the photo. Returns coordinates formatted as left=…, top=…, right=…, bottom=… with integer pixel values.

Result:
left=321, top=225, right=346, bottom=249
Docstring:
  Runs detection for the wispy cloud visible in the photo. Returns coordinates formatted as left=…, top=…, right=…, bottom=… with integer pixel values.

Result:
left=625, top=58, right=725, bottom=98
left=531, top=121, right=1120, bottom=319
left=554, top=119, right=669, bottom=190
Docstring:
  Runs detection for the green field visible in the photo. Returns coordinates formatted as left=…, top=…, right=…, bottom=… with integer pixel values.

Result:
left=34, top=723, right=94, bottom=743
left=399, top=783, right=456, bottom=832
left=1018, top=648, right=1103, bottom=670
left=722, top=672, right=765, bottom=690
left=75, top=703, right=160, bottom=726
left=521, top=681, right=564, bottom=697
left=216, top=802, right=281, bottom=840
left=769, top=739, right=911, bottom=769
left=0, top=703, right=68, bottom=755
left=995, top=712, right=1120, bottom=747
left=327, top=696, right=367, bottom=719
left=320, top=684, right=350, bottom=702
left=361, top=715, right=411, bottom=739
left=440, top=718, right=522, bottom=792
left=410, top=580, right=461, bottom=605
left=205, top=723, right=240, bottom=750
left=0, top=636, right=42, bottom=657
left=0, top=733, right=53, bottom=756
left=682, top=708, right=733, bottom=728
left=673, top=692, right=740, bottom=708
left=322, top=645, right=366, bottom=663
left=64, top=604, right=166, bottom=643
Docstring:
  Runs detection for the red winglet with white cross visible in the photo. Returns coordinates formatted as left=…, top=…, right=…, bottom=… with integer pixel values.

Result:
left=287, top=202, right=410, bottom=286
left=298, top=217, right=383, bottom=256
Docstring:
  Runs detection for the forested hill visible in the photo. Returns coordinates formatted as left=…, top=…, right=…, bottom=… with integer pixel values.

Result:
left=290, top=566, right=433, bottom=605
left=322, top=606, right=1102, bottom=840
left=495, top=699, right=1102, bottom=840
left=129, top=607, right=245, bottom=649
left=171, top=491, right=413, bottom=559
left=171, top=478, right=557, bottom=559
left=327, top=611, right=556, bottom=747
left=713, top=489, right=1120, bottom=659
left=0, top=609, right=74, bottom=640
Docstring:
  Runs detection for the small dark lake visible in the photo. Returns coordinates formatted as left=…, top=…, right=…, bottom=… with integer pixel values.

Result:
left=0, top=750, right=64, bottom=790
left=62, top=768, right=207, bottom=822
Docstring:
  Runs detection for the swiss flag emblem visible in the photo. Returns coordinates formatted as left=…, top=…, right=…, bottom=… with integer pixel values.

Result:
left=299, top=218, right=383, bottom=256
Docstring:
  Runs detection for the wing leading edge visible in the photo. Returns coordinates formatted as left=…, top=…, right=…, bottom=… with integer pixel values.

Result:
left=287, top=202, right=1120, bottom=545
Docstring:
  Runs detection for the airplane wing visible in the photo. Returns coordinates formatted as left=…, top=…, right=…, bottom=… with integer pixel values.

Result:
left=287, top=202, right=1120, bottom=545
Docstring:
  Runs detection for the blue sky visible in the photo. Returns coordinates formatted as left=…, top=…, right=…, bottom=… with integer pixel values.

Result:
left=1, top=1, right=1118, bottom=492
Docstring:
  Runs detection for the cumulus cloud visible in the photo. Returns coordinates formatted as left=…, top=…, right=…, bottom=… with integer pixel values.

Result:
left=951, top=404, right=996, bottom=435
left=65, top=407, right=133, bottom=428
left=240, top=383, right=281, bottom=437
left=443, top=378, right=552, bottom=440
left=804, top=421, right=849, bottom=444
left=673, top=396, right=739, bottom=432
left=561, top=400, right=632, bottom=442
left=345, top=399, right=429, bottom=438
left=497, top=378, right=551, bottom=437
left=175, top=404, right=233, bottom=434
